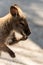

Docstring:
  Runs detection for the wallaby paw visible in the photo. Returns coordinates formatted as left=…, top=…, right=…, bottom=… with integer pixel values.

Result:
left=9, top=51, right=15, bottom=58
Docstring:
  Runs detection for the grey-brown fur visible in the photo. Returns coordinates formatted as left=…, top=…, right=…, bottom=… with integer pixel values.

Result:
left=0, top=4, right=31, bottom=58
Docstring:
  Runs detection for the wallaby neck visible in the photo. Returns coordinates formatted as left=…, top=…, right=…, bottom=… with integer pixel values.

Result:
left=0, top=13, right=12, bottom=22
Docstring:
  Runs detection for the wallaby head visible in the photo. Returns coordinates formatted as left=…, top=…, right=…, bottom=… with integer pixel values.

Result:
left=9, top=4, right=31, bottom=40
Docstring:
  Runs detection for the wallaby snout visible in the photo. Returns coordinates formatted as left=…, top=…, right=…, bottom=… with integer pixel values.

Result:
left=24, top=26, right=31, bottom=36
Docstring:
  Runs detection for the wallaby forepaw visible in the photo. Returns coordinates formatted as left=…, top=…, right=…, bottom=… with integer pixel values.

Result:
left=11, top=53, right=15, bottom=58
left=9, top=51, right=15, bottom=58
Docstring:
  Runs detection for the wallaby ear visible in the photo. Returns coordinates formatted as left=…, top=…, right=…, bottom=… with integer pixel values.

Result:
left=10, top=6, right=18, bottom=17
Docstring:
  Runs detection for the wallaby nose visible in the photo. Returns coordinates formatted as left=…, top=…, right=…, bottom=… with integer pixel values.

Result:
left=25, top=27, right=31, bottom=36
left=27, top=29, right=31, bottom=36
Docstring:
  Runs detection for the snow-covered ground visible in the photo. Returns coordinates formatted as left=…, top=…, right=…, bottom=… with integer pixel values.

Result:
left=0, top=0, right=43, bottom=65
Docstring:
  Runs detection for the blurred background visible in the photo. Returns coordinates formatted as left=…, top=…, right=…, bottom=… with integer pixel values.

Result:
left=0, top=0, right=43, bottom=65
left=0, top=0, right=43, bottom=48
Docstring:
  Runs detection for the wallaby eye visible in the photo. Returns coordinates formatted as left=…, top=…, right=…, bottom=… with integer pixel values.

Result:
left=19, top=18, right=25, bottom=26
left=20, top=21, right=25, bottom=26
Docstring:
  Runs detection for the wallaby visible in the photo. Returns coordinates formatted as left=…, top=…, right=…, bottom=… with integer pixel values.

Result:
left=0, top=4, right=31, bottom=58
